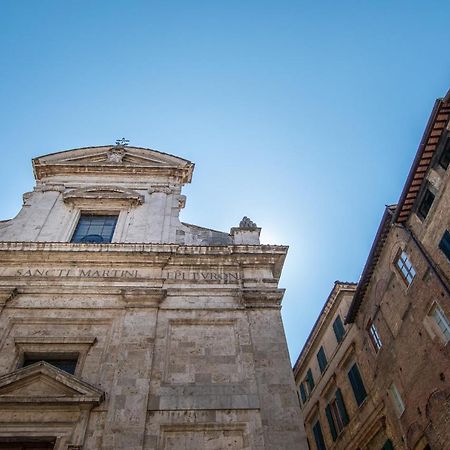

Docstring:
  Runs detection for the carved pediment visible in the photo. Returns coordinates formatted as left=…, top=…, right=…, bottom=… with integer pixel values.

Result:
left=0, top=362, right=104, bottom=405
left=63, top=185, right=144, bottom=207
left=33, top=146, right=194, bottom=184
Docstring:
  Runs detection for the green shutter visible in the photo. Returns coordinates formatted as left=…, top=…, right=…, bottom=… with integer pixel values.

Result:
left=317, top=347, right=328, bottom=373
left=335, top=388, right=349, bottom=425
left=348, top=364, right=367, bottom=406
left=333, top=315, right=345, bottom=343
left=312, top=420, right=327, bottom=450
left=325, top=404, right=338, bottom=441
left=300, top=383, right=307, bottom=403
left=307, top=368, right=315, bottom=391
left=382, top=439, right=394, bottom=450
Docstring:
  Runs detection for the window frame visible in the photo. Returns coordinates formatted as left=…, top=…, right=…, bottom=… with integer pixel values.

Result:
left=417, top=187, right=435, bottom=220
left=312, top=419, right=327, bottom=450
left=430, top=302, right=450, bottom=344
left=70, top=212, right=119, bottom=244
left=439, top=230, right=450, bottom=262
left=325, top=388, right=349, bottom=441
left=395, top=250, right=416, bottom=286
left=367, top=319, right=382, bottom=353
left=389, top=382, right=405, bottom=417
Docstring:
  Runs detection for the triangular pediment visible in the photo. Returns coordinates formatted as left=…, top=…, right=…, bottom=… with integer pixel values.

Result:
left=33, top=146, right=194, bottom=183
left=0, top=362, right=104, bottom=404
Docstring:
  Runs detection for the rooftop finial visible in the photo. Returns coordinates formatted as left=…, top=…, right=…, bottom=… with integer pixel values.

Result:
left=115, top=137, right=129, bottom=147
left=239, top=216, right=257, bottom=228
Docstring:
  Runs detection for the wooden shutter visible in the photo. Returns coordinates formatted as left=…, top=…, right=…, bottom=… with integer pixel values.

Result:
left=325, top=404, right=338, bottom=441
left=348, top=363, right=367, bottom=406
left=335, top=388, right=349, bottom=425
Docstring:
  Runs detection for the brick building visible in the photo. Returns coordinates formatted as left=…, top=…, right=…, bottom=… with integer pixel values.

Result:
left=0, top=144, right=306, bottom=449
left=294, top=90, right=450, bottom=450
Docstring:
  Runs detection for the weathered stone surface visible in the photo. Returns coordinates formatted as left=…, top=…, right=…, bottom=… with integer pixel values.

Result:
left=0, top=145, right=306, bottom=449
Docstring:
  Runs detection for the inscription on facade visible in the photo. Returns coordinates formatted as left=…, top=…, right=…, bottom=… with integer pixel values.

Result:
left=6, top=268, right=240, bottom=283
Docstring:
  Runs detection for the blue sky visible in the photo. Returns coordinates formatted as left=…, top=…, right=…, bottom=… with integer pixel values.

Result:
left=0, top=1, right=449, bottom=362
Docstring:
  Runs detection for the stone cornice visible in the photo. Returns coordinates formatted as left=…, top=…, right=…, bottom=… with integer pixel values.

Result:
left=0, top=242, right=287, bottom=273
left=241, top=288, right=285, bottom=309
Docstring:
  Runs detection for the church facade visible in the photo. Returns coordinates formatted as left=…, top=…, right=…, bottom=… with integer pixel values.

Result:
left=0, top=145, right=306, bottom=449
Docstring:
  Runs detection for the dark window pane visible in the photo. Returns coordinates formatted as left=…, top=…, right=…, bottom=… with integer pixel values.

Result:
left=348, top=363, right=367, bottom=406
left=439, top=140, right=450, bottom=169
left=306, top=368, right=315, bottom=391
left=418, top=189, right=435, bottom=219
left=312, top=421, right=327, bottom=450
left=300, top=383, right=307, bottom=403
left=382, top=439, right=394, bottom=450
left=333, top=315, right=345, bottom=343
left=439, top=230, right=450, bottom=262
left=317, top=347, right=328, bottom=373
left=71, top=214, right=118, bottom=243
left=23, top=357, right=78, bottom=375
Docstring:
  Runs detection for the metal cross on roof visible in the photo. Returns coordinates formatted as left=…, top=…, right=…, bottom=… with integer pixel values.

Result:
left=115, top=137, right=130, bottom=147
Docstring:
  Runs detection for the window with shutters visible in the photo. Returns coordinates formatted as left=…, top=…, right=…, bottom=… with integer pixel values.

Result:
left=317, top=346, right=328, bottom=374
left=333, top=315, right=345, bottom=343
left=395, top=251, right=416, bottom=286
left=389, top=383, right=405, bottom=417
left=439, top=230, right=450, bottom=262
left=312, top=420, right=327, bottom=450
left=367, top=320, right=382, bottom=353
left=325, top=388, right=349, bottom=441
left=347, top=363, right=367, bottom=407
left=417, top=188, right=435, bottom=220
left=71, top=214, right=118, bottom=243
left=306, top=368, right=315, bottom=392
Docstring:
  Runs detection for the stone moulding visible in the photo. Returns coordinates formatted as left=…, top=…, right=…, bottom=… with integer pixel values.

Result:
left=121, top=287, right=167, bottom=307
left=241, top=288, right=285, bottom=308
left=63, top=186, right=144, bottom=207
left=0, top=361, right=104, bottom=405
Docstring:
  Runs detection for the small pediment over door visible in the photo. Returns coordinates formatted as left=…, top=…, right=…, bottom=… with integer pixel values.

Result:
left=0, top=361, right=104, bottom=405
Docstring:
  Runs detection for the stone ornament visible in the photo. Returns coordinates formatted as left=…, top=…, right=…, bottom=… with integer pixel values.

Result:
left=148, top=184, right=178, bottom=195
left=106, top=147, right=126, bottom=164
left=239, top=216, right=257, bottom=228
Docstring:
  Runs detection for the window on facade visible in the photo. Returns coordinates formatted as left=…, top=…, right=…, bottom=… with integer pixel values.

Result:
left=71, top=214, right=118, bottom=243
left=22, top=353, right=78, bottom=375
left=306, top=368, right=315, bottom=392
left=439, top=230, right=450, bottom=262
left=439, top=139, right=450, bottom=170
left=417, top=188, right=435, bottom=220
left=0, top=441, right=55, bottom=449
left=431, top=303, right=450, bottom=344
left=395, top=251, right=416, bottom=286
left=312, top=420, right=327, bottom=450
left=348, top=363, right=367, bottom=407
left=389, top=383, right=405, bottom=417
left=317, top=346, right=328, bottom=374
left=382, top=439, right=394, bottom=450
left=333, top=315, right=345, bottom=344
left=367, top=320, right=382, bottom=352
left=325, top=388, right=349, bottom=441
left=299, top=383, right=307, bottom=404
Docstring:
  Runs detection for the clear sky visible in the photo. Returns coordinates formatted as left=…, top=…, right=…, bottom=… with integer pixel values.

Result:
left=0, top=1, right=449, bottom=363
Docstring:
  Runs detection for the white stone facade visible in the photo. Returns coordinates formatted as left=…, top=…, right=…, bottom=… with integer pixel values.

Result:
left=0, top=145, right=306, bottom=449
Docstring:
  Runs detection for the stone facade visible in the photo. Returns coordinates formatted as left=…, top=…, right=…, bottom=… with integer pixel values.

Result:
left=0, top=145, right=306, bottom=449
left=294, top=91, right=450, bottom=450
